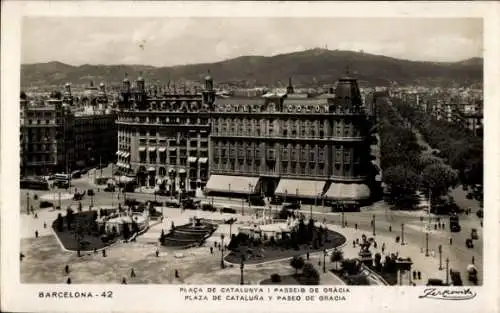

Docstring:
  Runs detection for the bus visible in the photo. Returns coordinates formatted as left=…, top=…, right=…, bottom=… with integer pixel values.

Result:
left=54, top=173, right=71, bottom=188
left=450, top=214, right=461, bottom=232
left=20, top=177, right=49, bottom=190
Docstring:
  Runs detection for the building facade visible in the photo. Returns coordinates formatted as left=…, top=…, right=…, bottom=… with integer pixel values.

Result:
left=115, top=75, right=211, bottom=194
left=20, top=83, right=116, bottom=177
left=206, top=75, right=376, bottom=204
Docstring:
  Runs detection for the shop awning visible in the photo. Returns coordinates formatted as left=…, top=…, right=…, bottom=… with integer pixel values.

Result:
left=158, top=147, right=167, bottom=153
left=148, top=147, right=156, bottom=152
left=138, top=147, right=146, bottom=152
left=188, top=157, right=198, bottom=163
left=148, top=167, right=156, bottom=172
left=115, top=151, right=122, bottom=156
left=324, top=183, right=371, bottom=201
left=198, top=157, right=208, bottom=163
left=123, top=152, right=130, bottom=158
left=124, top=164, right=131, bottom=169
left=205, top=175, right=260, bottom=194
left=169, top=147, right=177, bottom=152
left=116, top=162, right=123, bottom=168
left=168, top=168, right=175, bottom=173
left=178, top=169, right=187, bottom=174
left=275, top=179, right=326, bottom=199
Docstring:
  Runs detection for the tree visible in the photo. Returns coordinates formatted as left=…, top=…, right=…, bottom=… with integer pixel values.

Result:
left=383, top=165, right=420, bottom=209
left=290, top=256, right=305, bottom=275
left=20, top=91, right=27, bottom=100
left=56, top=213, right=64, bottom=232
left=66, top=207, right=74, bottom=230
left=421, top=163, right=459, bottom=199
left=302, top=263, right=320, bottom=285
left=341, top=259, right=362, bottom=276
left=330, top=248, right=344, bottom=270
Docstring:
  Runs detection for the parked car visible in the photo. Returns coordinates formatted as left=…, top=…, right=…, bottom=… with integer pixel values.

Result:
left=476, top=209, right=483, bottom=219
left=39, top=201, right=53, bottom=209
left=87, top=189, right=95, bottom=197
left=282, top=202, right=300, bottom=210
left=165, top=199, right=180, bottom=208
left=426, top=278, right=446, bottom=286
left=465, top=238, right=474, bottom=249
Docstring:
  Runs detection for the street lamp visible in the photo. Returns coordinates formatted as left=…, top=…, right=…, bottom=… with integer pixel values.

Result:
left=438, top=244, right=443, bottom=270
left=240, top=253, right=245, bottom=285
left=323, top=249, right=327, bottom=273
left=372, top=214, right=376, bottom=236
left=425, top=233, right=429, bottom=256
left=340, top=202, right=345, bottom=228
left=26, top=192, right=30, bottom=215
left=401, top=223, right=405, bottom=245
left=220, top=234, right=225, bottom=269
left=229, top=183, right=231, bottom=201
left=445, top=258, right=450, bottom=285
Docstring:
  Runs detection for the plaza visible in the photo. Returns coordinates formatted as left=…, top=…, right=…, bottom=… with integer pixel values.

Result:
left=20, top=174, right=483, bottom=286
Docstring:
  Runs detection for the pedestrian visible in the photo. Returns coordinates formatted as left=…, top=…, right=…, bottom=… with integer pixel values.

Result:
left=210, top=247, right=213, bottom=254
left=43, top=222, right=47, bottom=229
left=381, top=243, right=386, bottom=254
left=102, top=249, right=107, bottom=257
left=434, top=224, right=437, bottom=230
left=389, top=225, right=392, bottom=232
left=67, top=277, right=72, bottom=284
left=395, top=236, right=400, bottom=243
left=35, top=230, right=39, bottom=238
left=156, top=248, right=160, bottom=257
left=373, top=241, right=378, bottom=249
left=175, top=269, right=179, bottom=278
left=449, top=237, right=453, bottom=245
left=65, top=264, right=69, bottom=275
left=306, top=252, right=310, bottom=260
left=355, top=223, right=358, bottom=230
left=130, top=268, right=136, bottom=278
left=34, top=213, right=38, bottom=219
left=417, top=271, right=422, bottom=280
left=94, top=248, right=97, bottom=254
left=122, top=277, right=127, bottom=284
left=352, top=240, right=356, bottom=248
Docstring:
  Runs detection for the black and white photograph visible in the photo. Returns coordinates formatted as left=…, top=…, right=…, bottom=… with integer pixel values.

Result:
left=1, top=2, right=498, bottom=313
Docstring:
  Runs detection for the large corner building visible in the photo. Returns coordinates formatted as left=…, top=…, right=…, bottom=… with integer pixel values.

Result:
left=116, top=73, right=376, bottom=205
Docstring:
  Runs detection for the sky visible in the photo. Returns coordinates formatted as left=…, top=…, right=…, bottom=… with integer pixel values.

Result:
left=21, top=17, right=483, bottom=67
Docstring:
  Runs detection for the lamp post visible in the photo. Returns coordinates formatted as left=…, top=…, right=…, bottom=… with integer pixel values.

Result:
left=341, top=203, right=345, bottom=228
left=401, top=223, right=405, bottom=245
left=323, top=249, right=327, bottom=273
left=438, top=244, right=443, bottom=270
left=58, top=191, right=61, bottom=209
left=229, top=183, right=231, bottom=200
left=372, top=214, right=376, bottom=236
left=284, top=189, right=287, bottom=204
left=220, top=234, right=225, bottom=269
left=240, top=254, right=245, bottom=285
left=26, top=192, right=30, bottom=215
left=425, top=233, right=429, bottom=256
left=445, top=258, right=449, bottom=285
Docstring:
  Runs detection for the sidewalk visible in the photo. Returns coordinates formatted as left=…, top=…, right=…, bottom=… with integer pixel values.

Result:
left=324, top=224, right=453, bottom=285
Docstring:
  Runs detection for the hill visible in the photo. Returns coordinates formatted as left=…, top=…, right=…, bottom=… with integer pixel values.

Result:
left=21, top=49, right=483, bottom=88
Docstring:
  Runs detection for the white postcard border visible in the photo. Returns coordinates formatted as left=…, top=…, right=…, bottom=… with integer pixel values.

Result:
left=1, top=1, right=499, bottom=313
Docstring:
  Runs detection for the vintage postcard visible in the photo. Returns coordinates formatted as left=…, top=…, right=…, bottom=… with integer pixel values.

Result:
left=1, top=1, right=499, bottom=313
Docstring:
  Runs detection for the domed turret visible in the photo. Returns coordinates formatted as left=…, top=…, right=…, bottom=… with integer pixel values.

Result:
left=204, top=70, right=213, bottom=91
left=334, top=69, right=362, bottom=109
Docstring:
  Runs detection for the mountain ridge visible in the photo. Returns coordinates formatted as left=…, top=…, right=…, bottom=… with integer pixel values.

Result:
left=21, top=49, right=483, bottom=88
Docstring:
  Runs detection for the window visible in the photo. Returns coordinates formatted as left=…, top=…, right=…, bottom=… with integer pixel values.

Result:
left=283, top=129, right=288, bottom=137
left=344, top=151, right=350, bottom=163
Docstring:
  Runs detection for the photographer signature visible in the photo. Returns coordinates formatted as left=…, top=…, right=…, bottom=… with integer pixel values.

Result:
left=418, top=288, right=477, bottom=300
